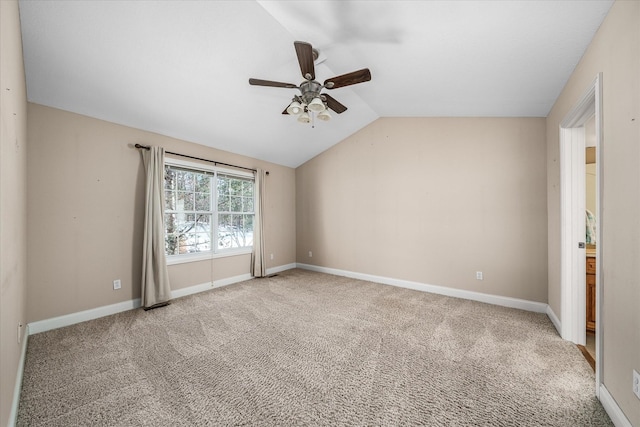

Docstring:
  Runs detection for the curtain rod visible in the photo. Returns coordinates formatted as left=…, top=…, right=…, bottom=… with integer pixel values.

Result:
left=134, top=144, right=268, bottom=175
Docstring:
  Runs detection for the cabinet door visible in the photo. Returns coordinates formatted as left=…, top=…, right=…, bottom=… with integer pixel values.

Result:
left=586, top=274, right=596, bottom=332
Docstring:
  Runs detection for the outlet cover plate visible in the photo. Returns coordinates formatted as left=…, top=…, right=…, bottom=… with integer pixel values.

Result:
left=633, top=369, right=640, bottom=400
left=113, top=279, right=122, bottom=290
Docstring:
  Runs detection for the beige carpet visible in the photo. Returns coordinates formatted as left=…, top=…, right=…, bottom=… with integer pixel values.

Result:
left=17, top=269, right=612, bottom=426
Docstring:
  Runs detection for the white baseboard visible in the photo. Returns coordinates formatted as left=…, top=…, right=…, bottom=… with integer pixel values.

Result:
left=546, top=305, right=562, bottom=335
left=267, top=263, right=297, bottom=276
left=8, top=324, right=30, bottom=427
left=27, top=270, right=268, bottom=335
left=211, top=273, right=253, bottom=290
left=170, top=282, right=214, bottom=299
left=599, top=384, right=633, bottom=427
left=296, top=263, right=548, bottom=314
left=170, top=273, right=254, bottom=299
left=28, top=298, right=142, bottom=335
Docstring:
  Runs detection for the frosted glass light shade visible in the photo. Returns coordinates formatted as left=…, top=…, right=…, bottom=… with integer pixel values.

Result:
left=317, top=110, right=331, bottom=121
left=297, top=112, right=310, bottom=123
left=286, top=101, right=303, bottom=115
left=307, top=97, right=325, bottom=112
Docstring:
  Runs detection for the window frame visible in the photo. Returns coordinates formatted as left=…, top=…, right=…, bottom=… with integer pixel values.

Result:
left=164, top=157, right=255, bottom=265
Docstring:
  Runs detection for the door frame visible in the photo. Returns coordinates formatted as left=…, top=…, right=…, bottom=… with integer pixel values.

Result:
left=559, top=73, right=603, bottom=394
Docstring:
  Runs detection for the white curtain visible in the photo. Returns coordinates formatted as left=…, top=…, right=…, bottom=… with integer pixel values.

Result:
left=141, top=146, right=171, bottom=308
left=251, top=168, right=266, bottom=277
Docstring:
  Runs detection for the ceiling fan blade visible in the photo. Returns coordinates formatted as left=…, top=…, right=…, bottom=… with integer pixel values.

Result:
left=294, top=41, right=315, bottom=80
left=249, top=78, right=298, bottom=89
left=323, top=94, right=347, bottom=114
left=324, top=68, right=371, bottom=89
left=282, top=106, right=290, bottom=115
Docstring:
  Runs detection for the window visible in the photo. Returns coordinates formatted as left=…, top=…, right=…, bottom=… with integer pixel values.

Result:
left=164, top=160, right=254, bottom=261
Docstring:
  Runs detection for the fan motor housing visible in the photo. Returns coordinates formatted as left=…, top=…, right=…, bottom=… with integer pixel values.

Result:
left=300, top=80, right=323, bottom=104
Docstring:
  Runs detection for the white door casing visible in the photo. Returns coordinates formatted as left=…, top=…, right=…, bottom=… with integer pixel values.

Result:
left=559, top=73, right=603, bottom=395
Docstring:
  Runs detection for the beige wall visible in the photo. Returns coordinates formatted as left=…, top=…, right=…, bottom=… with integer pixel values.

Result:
left=546, top=1, right=640, bottom=424
left=27, top=104, right=296, bottom=322
left=8, top=1, right=638, bottom=424
left=0, top=0, right=28, bottom=424
left=296, top=117, right=548, bottom=303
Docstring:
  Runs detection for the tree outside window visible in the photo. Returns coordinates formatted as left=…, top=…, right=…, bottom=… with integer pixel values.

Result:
left=164, top=164, right=254, bottom=257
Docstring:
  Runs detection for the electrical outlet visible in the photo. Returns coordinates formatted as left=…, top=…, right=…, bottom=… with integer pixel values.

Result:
left=633, top=369, right=640, bottom=400
left=270, top=253, right=274, bottom=260
left=17, top=322, right=22, bottom=344
left=113, top=279, right=121, bottom=290
left=476, top=271, right=483, bottom=280
left=309, top=251, right=312, bottom=258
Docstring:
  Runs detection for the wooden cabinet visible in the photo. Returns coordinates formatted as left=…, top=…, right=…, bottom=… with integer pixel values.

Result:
left=586, top=257, right=596, bottom=332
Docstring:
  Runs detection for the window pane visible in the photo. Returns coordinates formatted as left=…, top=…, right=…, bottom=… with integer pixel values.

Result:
left=217, top=176, right=229, bottom=197
left=215, top=209, right=254, bottom=249
left=243, top=196, right=253, bottom=212
left=230, top=196, right=242, bottom=212
left=230, top=178, right=242, bottom=196
left=176, top=170, right=186, bottom=190
left=177, top=170, right=196, bottom=192
left=176, top=213, right=212, bottom=254
left=196, top=214, right=211, bottom=227
left=243, top=214, right=254, bottom=246
left=218, top=214, right=232, bottom=249
left=195, top=174, right=210, bottom=193
left=218, top=195, right=230, bottom=211
left=195, top=192, right=210, bottom=210
left=165, top=213, right=177, bottom=233
left=166, top=213, right=194, bottom=254
left=165, top=167, right=176, bottom=190
left=229, top=214, right=242, bottom=248
left=189, top=213, right=212, bottom=252
left=165, top=235, right=178, bottom=255
left=176, top=213, right=196, bottom=232
left=165, top=213, right=179, bottom=255
left=232, top=213, right=243, bottom=229
left=165, top=190, right=175, bottom=210
left=177, top=191, right=194, bottom=211
left=242, top=180, right=253, bottom=197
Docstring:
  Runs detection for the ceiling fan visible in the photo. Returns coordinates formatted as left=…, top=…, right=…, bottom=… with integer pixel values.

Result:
left=249, top=41, right=371, bottom=124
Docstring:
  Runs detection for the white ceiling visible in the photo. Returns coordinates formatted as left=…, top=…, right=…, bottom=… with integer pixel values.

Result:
left=18, top=0, right=613, bottom=168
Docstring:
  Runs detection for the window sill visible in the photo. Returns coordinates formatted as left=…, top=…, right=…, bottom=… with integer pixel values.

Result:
left=166, top=248, right=252, bottom=266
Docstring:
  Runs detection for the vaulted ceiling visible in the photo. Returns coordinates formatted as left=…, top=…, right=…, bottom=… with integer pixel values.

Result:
left=18, top=1, right=613, bottom=168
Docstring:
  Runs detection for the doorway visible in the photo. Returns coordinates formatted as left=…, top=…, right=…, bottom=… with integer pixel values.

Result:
left=582, top=118, right=597, bottom=369
left=559, top=73, right=603, bottom=395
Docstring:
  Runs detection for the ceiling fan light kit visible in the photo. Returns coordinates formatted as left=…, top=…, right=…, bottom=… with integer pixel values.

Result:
left=249, top=41, right=371, bottom=126
left=297, top=111, right=311, bottom=124
left=308, top=96, right=326, bottom=113
left=286, top=100, right=303, bottom=115
left=317, top=110, right=331, bottom=121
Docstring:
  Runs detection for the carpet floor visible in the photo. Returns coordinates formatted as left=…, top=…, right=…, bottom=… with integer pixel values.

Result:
left=17, top=269, right=612, bottom=426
